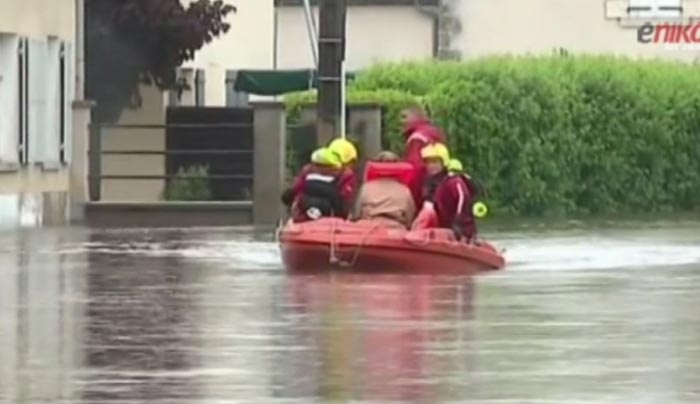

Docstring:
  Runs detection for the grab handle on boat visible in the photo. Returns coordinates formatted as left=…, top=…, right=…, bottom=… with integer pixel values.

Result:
left=403, top=229, right=434, bottom=246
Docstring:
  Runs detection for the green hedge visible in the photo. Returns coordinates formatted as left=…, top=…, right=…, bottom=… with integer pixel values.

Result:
left=285, top=55, right=700, bottom=216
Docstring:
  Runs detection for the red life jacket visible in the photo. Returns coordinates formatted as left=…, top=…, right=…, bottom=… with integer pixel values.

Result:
left=363, top=161, right=416, bottom=188
left=453, top=172, right=480, bottom=199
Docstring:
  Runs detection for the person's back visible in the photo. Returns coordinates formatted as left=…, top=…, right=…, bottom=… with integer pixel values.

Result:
left=354, top=151, right=416, bottom=229
left=356, top=178, right=416, bottom=229
left=447, top=158, right=481, bottom=200
left=282, top=148, right=353, bottom=222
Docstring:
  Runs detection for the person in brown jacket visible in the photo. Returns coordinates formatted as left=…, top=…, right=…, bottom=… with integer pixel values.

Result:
left=353, top=151, right=417, bottom=229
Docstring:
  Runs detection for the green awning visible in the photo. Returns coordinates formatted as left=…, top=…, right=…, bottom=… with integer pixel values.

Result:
left=233, top=69, right=357, bottom=96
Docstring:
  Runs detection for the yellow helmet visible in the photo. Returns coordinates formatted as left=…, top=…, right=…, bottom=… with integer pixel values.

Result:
left=328, top=138, right=357, bottom=165
left=420, top=142, right=450, bottom=167
left=447, top=158, right=463, bottom=173
left=310, top=147, right=342, bottom=168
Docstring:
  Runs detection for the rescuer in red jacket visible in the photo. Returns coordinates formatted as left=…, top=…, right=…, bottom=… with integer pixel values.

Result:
left=281, top=147, right=355, bottom=223
left=401, top=104, right=445, bottom=165
left=418, top=143, right=476, bottom=242
left=400, top=104, right=445, bottom=207
left=447, top=158, right=483, bottom=209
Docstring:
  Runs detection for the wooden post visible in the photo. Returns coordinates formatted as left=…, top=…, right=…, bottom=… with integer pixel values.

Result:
left=316, top=0, right=347, bottom=146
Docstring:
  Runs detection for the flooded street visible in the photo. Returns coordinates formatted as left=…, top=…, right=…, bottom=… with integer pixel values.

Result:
left=1, top=219, right=699, bottom=403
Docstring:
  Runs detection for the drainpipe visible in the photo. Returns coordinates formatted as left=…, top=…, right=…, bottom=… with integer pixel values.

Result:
left=75, top=0, right=85, bottom=99
left=302, top=0, right=319, bottom=67
left=272, top=8, right=279, bottom=100
left=273, top=8, right=278, bottom=70
left=413, top=0, right=440, bottom=58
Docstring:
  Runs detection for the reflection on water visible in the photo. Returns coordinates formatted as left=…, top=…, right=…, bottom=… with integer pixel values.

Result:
left=83, top=235, right=199, bottom=403
left=276, top=274, right=475, bottom=402
left=0, top=220, right=698, bottom=403
left=0, top=229, right=85, bottom=403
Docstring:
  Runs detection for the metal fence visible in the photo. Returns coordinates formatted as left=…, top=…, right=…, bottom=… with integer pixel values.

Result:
left=88, top=122, right=255, bottom=202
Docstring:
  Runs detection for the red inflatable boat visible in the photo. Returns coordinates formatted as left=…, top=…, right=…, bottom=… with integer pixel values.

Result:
left=278, top=217, right=506, bottom=274
left=280, top=160, right=506, bottom=274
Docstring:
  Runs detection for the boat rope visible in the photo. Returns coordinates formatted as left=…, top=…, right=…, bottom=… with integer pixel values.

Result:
left=329, top=220, right=381, bottom=268
left=329, top=219, right=343, bottom=265
left=329, top=219, right=339, bottom=263
left=339, top=222, right=381, bottom=267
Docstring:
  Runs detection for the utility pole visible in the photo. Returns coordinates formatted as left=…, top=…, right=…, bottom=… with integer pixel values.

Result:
left=316, top=0, right=347, bottom=146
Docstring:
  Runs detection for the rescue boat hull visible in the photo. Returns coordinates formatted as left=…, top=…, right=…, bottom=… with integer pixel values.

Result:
left=278, top=218, right=506, bottom=274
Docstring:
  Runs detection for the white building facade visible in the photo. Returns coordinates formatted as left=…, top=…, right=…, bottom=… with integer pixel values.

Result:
left=0, top=0, right=78, bottom=228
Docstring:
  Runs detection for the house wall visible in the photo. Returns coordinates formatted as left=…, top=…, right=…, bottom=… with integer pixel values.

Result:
left=0, top=0, right=76, bottom=229
left=181, top=0, right=275, bottom=106
left=0, top=0, right=74, bottom=40
left=454, top=0, right=699, bottom=61
left=0, top=230, right=85, bottom=402
left=180, top=2, right=435, bottom=106
left=275, top=5, right=435, bottom=70
left=273, top=0, right=700, bottom=68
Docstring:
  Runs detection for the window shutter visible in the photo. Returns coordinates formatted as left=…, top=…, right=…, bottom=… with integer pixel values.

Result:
left=61, top=42, right=74, bottom=163
left=18, top=38, right=28, bottom=164
left=43, top=38, right=61, bottom=168
left=0, top=35, right=20, bottom=164
left=27, top=39, right=57, bottom=166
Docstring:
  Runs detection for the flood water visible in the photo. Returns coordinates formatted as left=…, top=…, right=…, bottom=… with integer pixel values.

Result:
left=1, top=219, right=700, bottom=403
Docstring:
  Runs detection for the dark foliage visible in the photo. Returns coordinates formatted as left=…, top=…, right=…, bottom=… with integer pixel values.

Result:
left=86, top=0, right=235, bottom=123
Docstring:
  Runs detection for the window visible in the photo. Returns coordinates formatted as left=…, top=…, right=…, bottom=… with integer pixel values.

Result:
left=629, top=0, right=682, bottom=19
left=0, top=34, right=20, bottom=165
